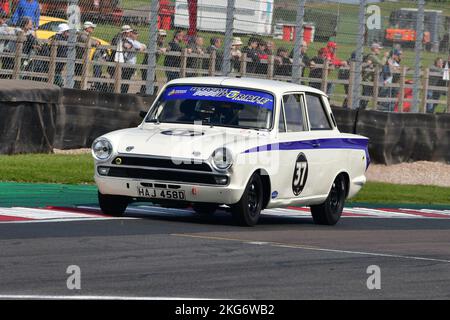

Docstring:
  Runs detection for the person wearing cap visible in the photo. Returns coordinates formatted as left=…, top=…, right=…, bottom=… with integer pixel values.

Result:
left=73, top=21, right=100, bottom=89
left=106, top=25, right=134, bottom=91
left=322, top=41, right=347, bottom=68
left=51, top=23, right=71, bottom=86
left=120, top=29, right=146, bottom=93
left=380, top=48, right=402, bottom=111
left=360, top=42, right=389, bottom=109
left=231, top=37, right=242, bottom=72
left=109, top=26, right=146, bottom=93
left=78, top=21, right=100, bottom=49
left=11, top=0, right=40, bottom=30
left=110, top=25, right=134, bottom=60
left=319, top=41, right=347, bottom=95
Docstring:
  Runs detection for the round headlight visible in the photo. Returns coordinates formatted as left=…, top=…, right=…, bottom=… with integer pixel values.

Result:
left=212, top=147, right=233, bottom=171
left=92, top=138, right=113, bottom=160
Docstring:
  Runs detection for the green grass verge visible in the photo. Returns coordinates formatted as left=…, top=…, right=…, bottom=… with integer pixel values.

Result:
left=1, top=153, right=449, bottom=206
left=350, top=182, right=450, bottom=206
left=0, top=153, right=94, bottom=185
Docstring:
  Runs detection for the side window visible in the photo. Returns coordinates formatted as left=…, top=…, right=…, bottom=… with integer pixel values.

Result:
left=282, top=94, right=305, bottom=132
left=305, top=94, right=332, bottom=130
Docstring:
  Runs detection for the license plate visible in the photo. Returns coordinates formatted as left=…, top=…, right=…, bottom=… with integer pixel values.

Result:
left=137, top=188, right=185, bottom=200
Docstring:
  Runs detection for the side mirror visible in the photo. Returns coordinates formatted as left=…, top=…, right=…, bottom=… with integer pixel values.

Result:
left=139, top=110, right=147, bottom=119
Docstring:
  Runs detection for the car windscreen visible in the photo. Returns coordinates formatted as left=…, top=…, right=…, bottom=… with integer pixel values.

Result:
left=146, top=85, right=274, bottom=130
left=38, top=21, right=61, bottom=31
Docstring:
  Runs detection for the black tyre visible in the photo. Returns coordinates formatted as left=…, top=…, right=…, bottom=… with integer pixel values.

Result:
left=231, top=174, right=263, bottom=226
left=310, top=174, right=347, bottom=225
left=192, top=203, right=218, bottom=215
left=98, top=192, right=129, bottom=216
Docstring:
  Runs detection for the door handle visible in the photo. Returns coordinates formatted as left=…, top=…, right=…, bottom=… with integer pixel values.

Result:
left=312, top=142, right=321, bottom=148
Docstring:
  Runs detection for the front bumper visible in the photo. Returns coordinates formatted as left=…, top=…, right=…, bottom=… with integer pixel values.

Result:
left=95, top=175, right=245, bottom=205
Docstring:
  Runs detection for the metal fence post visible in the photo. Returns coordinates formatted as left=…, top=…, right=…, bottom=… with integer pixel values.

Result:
left=447, top=77, right=450, bottom=113
left=412, top=0, right=425, bottom=113
left=351, top=0, right=367, bottom=110
left=222, top=0, right=235, bottom=76
left=12, top=31, right=24, bottom=80
left=291, top=0, right=306, bottom=84
left=145, top=0, right=159, bottom=95
left=421, top=68, right=429, bottom=113
left=65, top=0, right=80, bottom=89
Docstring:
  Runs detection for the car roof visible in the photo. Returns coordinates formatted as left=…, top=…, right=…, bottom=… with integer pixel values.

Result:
left=39, top=16, right=67, bottom=25
left=167, top=77, right=327, bottom=97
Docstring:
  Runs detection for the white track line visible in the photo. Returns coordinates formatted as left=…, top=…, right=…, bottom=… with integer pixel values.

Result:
left=0, top=217, right=134, bottom=224
left=0, top=295, right=208, bottom=300
left=172, top=233, right=450, bottom=264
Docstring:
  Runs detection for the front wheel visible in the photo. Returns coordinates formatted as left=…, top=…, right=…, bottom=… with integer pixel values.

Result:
left=310, top=174, right=347, bottom=225
left=98, top=192, right=129, bottom=216
left=231, top=174, right=263, bottom=226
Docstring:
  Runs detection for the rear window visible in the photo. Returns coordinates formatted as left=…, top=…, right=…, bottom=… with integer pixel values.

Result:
left=305, top=94, right=332, bottom=130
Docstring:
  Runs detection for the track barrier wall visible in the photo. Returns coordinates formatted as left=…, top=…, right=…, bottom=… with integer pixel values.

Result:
left=0, top=80, right=59, bottom=154
left=55, top=87, right=157, bottom=149
left=0, top=80, right=449, bottom=165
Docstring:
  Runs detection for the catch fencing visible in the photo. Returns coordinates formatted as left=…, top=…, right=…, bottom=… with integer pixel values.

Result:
left=0, top=0, right=448, bottom=112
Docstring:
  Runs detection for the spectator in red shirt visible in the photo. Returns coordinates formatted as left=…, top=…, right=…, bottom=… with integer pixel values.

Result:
left=320, top=41, right=348, bottom=95
left=394, top=79, right=413, bottom=112
left=0, top=0, right=9, bottom=15
left=322, top=41, right=348, bottom=68
left=256, top=39, right=268, bottom=74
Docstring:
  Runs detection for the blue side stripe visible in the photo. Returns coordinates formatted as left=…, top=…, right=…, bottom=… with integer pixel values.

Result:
left=243, top=138, right=371, bottom=169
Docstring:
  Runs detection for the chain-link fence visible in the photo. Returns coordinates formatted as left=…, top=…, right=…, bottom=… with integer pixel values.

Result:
left=0, top=0, right=448, bottom=112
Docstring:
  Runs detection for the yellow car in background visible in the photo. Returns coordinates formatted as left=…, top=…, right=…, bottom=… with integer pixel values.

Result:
left=37, top=16, right=110, bottom=59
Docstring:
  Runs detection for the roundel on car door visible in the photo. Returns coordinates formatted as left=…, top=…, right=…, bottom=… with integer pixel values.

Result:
left=292, top=153, right=308, bottom=196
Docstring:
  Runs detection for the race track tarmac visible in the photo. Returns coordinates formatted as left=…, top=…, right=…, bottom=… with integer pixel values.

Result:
left=0, top=203, right=449, bottom=300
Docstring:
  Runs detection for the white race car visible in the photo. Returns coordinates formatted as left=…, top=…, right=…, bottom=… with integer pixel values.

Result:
left=92, top=77, right=369, bottom=226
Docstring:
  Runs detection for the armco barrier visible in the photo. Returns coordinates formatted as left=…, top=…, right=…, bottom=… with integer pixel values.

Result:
left=331, top=107, right=450, bottom=165
left=55, top=89, right=157, bottom=149
left=0, top=80, right=59, bottom=154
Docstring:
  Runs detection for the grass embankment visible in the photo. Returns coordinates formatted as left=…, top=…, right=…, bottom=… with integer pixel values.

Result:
left=1, top=153, right=449, bottom=206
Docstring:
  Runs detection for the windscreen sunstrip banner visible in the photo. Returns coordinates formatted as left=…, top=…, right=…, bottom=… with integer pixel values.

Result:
left=162, top=85, right=274, bottom=110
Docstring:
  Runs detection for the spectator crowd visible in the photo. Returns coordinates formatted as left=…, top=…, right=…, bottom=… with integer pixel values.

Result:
left=0, top=0, right=447, bottom=111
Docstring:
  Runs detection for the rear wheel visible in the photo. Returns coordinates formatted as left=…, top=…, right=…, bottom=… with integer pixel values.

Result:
left=98, top=192, right=129, bottom=216
left=231, top=174, right=263, bottom=226
left=192, top=203, right=218, bottom=215
left=310, top=174, right=347, bottom=225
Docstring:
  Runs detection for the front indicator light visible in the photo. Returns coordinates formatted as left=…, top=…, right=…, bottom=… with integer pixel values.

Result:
left=214, top=176, right=229, bottom=185
left=98, top=167, right=110, bottom=176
